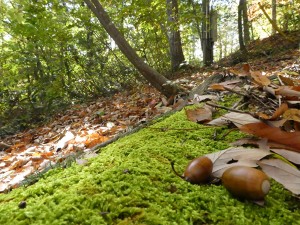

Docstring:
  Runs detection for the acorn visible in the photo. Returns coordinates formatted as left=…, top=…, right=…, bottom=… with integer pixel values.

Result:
left=222, top=166, right=270, bottom=200
left=171, top=156, right=213, bottom=184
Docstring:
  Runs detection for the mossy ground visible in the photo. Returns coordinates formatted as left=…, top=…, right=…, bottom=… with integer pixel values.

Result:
left=0, top=109, right=299, bottom=225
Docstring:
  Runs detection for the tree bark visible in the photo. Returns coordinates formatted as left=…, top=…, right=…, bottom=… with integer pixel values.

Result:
left=201, top=0, right=214, bottom=66
left=83, top=0, right=185, bottom=98
left=166, top=0, right=185, bottom=72
left=272, top=0, right=277, bottom=34
left=241, top=0, right=250, bottom=44
left=238, top=0, right=247, bottom=55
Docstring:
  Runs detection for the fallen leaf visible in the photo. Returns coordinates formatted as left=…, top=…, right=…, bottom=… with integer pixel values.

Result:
left=239, top=122, right=300, bottom=152
left=250, top=71, right=271, bottom=86
left=271, top=149, right=300, bottom=165
left=275, top=86, right=300, bottom=98
left=209, top=83, right=225, bottom=91
left=270, top=103, right=289, bottom=120
left=55, top=131, right=75, bottom=150
left=205, top=147, right=271, bottom=178
left=0, top=142, right=11, bottom=151
left=193, top=94, right=218, bottom=103
left=207, top=112, right=260, bottom=127
left=231, top=137, right=269, bottom=150
left=8, top=166, right=34, bottom=188
left=242, top=63, right=251, bottom=73
left=228, top=66, right=250, bottom=77
left=258, top=159, right=300, bottom=195
left=257, top=103, right=288, bottom=120
left=172, top=98, right=188, bottom=110
left=278, top=75, right=295, bottom=86
left=209, top=80, right=242, bottom=92
left=0, top=182, right=8, bottom=193
left=283, top=109, right=300, bottom=122
left=185, top=105, right=212, bottom=123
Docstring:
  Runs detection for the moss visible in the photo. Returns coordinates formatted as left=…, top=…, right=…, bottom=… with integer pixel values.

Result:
left=0, top=109, right=299, bottom=225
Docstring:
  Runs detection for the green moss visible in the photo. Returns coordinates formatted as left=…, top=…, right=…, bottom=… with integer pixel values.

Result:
left=0, top=109, right=299, bottom=225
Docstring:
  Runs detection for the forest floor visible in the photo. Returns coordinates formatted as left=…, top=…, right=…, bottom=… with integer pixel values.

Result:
left=0, top=31, right=300, bottom=224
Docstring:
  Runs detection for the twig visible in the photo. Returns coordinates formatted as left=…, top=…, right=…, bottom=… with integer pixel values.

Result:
left=206, top=102, right=255, bottom=117
left=0, top=142, right=11, bottom=151
left=223, top=86, right=247, bottom=97
left=147, top=126, right=216, bottom=131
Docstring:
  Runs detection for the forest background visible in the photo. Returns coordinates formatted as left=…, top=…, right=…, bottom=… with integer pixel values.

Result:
left=0, top=0, right=299, bottom=136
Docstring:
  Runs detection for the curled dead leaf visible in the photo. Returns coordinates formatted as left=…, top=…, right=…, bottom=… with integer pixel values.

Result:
left=185, top=105, right=212, bottom=123
left=283, top=109, right=300, bottom=122
left=271, top=149, right=300, bottom=165
left=205, top=147, right=271, bottom=178
left=250, top=71, right=271, bottom=86
left=239, top=122, right=300, bottom=153
left=258, top=159, right=300, bottom=195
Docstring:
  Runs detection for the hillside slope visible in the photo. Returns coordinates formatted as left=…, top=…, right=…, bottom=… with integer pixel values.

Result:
left=0, top=109, right=299, bottom=224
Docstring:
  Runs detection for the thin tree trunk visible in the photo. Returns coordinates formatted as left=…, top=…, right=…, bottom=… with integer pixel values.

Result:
left=241, top=0, right=250, bottom=44
left=272, top=0, right=277, bottom=34
left=201, top=0, right=214, bottom=66
left=238, top=0, right=247, bottom=55
left=166, top=0, right=185, bottom=72
left=83, top=0, right=184, bottom=98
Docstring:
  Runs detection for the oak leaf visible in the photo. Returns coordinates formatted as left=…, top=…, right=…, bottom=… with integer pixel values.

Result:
left=239, top=122, right=300, bottom=152
left=258, top=159, right=300, bottom=195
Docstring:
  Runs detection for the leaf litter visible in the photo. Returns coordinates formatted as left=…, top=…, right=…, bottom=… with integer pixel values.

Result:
left=185, top=50, right=300, bottom=196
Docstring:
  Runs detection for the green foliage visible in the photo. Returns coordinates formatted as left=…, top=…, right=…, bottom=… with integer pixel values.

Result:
left=1, top=0, right=299, bottom=133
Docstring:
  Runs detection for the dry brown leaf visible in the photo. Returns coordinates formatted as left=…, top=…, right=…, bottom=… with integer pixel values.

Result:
left=0, top=142, right=11, bottom=151
left=278, top=75, right=295, bottom=86
left=209, top=83, right=225, bottom=91
left=267, top=140, right=300, bottom=152
left=271, top=149, right=300, bottom=165
left=266, top=119, right=288, bottom=128
left=205, top=147, right=271, bottom=178
left=231, top=138, right=269, bottom=149
left=208, top=112, right=260, bottom=127
left=263, top=86, right=276, bottom=96
left=239, top=122, right=300, bottom=153
left=257, top=103, right=288, bottom=120
left=0, top=182, right=8, bottom=193
left=172, top=98, right=187, bottom=110
left=256, top=112, right=271, bottom=120
left=228, top=66, right=250, bottom=77
left=242, top=63, right=251, bottom=73
left=85, top=135, right=109, bottom=148
left=55, top=131, right=75, bottom=150
left=8, top=166, right=34, bottom=188
left=258, top=159, right=300, bottom=195
left=210, top=79, right=242, bottom=91
left=275, top=86, right=300, bottom=98
left=185, top=106, right=212, bottom=123
left=250, top=71, right=271, bottom=86
left=192, top=94, right=218, bottom=103
left=270, top=103, right=289, bottom=120
left=283, top=109, right=300, bottom=122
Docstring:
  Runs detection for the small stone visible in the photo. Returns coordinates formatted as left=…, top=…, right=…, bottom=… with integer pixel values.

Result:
left=123, top=169, right=130, bottom=174
left=18, top=201, right=27, bottom=209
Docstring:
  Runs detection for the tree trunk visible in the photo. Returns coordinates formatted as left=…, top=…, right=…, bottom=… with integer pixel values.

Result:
left=83, top=0, right=185, bottom=98
left=238, top=0, right=247, bottom=55
left=201, top=0, right=214, bottom=66
left=166, top=0, right=185, bottom=72
left=241, top=0, right=250, bottom=44
left=272, top=0, right=277, bottom=34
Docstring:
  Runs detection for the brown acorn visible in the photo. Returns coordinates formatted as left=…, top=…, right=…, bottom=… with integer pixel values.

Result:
left=171, top=156, right=213, bottom=184
left=222, top=166, right=270, bottom=200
